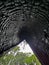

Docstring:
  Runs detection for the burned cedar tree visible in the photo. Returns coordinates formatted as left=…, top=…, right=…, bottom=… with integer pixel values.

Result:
left=0, top=0, right=49, bottom=65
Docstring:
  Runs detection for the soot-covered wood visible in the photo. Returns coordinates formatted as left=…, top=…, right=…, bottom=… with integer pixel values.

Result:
left=0, top=0, right=49, bottom=65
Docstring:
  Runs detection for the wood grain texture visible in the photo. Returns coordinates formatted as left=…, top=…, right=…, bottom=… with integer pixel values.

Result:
left=0, top=0, right=49, bottom=65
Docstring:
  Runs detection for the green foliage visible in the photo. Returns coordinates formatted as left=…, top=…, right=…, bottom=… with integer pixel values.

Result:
left=24, top=55, right=41, bottom=65
left=12, top=46, right=20, bottom=52
left=0, top=46, right=41, bottom=65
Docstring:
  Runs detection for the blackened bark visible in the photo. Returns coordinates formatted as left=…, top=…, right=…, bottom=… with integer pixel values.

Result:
left=0, top=0, right=49, bottom=65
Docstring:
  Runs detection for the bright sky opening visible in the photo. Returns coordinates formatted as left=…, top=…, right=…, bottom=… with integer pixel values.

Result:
left=18, top=40, right=34, bottom=55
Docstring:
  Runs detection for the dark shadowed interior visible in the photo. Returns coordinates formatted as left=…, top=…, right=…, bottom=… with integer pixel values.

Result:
left=0, top=0, right=49, bottom=65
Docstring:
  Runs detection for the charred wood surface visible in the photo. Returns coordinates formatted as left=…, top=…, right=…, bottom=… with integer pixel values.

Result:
left=0, top=0, right=49, bottom=65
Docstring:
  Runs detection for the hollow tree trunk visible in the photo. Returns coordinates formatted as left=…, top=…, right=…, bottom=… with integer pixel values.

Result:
left=0, top=0, right=49, bottom=65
